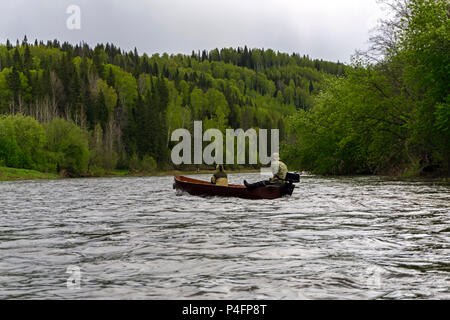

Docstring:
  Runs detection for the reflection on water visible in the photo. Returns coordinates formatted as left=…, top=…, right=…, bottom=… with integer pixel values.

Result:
left=0, top=174, right=449, bottom=299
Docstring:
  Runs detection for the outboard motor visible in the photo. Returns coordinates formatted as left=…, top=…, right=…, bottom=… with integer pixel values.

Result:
left=285, top=172, right=300, bottom=183
left=281, top=172, right=300, bottom=197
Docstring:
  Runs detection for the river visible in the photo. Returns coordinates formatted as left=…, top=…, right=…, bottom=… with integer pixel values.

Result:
left=0, top=173, right=449, bottom=299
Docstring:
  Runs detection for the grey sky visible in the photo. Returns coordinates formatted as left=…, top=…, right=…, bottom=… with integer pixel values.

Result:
left=1, top=0, right=387, bottom=63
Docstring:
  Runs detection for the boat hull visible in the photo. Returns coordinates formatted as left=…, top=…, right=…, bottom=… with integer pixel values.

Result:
left=173, top=176, right=292, bottom=200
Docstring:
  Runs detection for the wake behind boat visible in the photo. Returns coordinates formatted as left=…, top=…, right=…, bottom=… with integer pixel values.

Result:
left=173, top=174, right=299, bottom=200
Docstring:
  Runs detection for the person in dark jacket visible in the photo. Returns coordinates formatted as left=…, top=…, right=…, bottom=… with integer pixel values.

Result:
left=211, top=164, right=228, bottom=186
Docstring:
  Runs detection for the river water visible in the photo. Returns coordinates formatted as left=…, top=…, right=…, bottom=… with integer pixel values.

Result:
left=0, top=173, right=448, bottom=299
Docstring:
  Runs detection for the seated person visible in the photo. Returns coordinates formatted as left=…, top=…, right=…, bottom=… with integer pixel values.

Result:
left=211, top=164, right=228, bottom=187
left=244, top=153, right=288, bottom=189
left=269, top=153, right=288, bottom=184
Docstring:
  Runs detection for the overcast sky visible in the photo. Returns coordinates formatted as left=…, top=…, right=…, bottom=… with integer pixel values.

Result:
left=1, top=0, right=387, bottom=63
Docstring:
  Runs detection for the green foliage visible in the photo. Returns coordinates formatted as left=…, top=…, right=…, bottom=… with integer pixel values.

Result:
left=128, top=153, right=140, bottom=172
left=287, top=0, right=449, bottom=176
left=0, top=166, right=59, bottom=181
left=0, top=36, right=346, bottom=174
left=88, top=123, right=117, bottom=173
left=140, top=155, right=157, bottom=172
left=0, top=114, right=50, bottom=171
left=45, top=118, right=89, bottom=175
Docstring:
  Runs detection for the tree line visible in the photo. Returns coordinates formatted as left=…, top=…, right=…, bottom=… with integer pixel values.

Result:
left=0, top=38, right=344, bottom=175
left=3, top=0, right=442, bottom=178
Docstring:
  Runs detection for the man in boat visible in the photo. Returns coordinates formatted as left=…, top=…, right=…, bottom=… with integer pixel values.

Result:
left=244, top=153, right=288, bottom=189
left=211, top=164, right=228, bottom=187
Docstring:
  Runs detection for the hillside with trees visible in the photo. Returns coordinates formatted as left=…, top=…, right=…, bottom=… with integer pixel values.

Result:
left=0, top=38, right=344, bottom=176
left=1, top=0, right=447, bottom=179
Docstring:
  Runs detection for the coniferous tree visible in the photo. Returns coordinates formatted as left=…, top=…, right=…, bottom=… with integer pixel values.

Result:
left=24, top=45, right=32, bottom=70
left=13, top=48, right=22, bottom=71
left=106, top=67, right=115, bottom=87
left=8, top=66, right=22, bottom=107
left=96, top=91, right=109, bottom=131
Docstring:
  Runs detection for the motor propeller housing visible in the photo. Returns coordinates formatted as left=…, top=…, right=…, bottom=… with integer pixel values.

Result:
left=285, top=172, right=300, bottom=183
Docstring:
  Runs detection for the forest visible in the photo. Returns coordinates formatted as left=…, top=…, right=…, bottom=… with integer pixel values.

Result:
left=0, top=0, right=448, bottom=178
left=0, top=31, right=344, bottom=176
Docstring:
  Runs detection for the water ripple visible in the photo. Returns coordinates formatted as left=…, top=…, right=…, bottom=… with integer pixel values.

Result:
left=0, top=174, right=449, bottom=299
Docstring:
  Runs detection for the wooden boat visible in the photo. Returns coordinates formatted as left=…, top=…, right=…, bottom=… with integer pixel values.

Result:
left=173, top=175, right=295, bottom=200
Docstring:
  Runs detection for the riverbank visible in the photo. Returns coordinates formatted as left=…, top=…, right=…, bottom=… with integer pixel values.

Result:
left=0, top=167, right=59, bottom=181
left=2, top=166, right=447, bottom=182
left=0, top=166, right=261, bottom=181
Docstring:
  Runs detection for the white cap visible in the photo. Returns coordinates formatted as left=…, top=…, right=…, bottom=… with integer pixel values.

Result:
left=272, top=153, right=280, bottom=161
